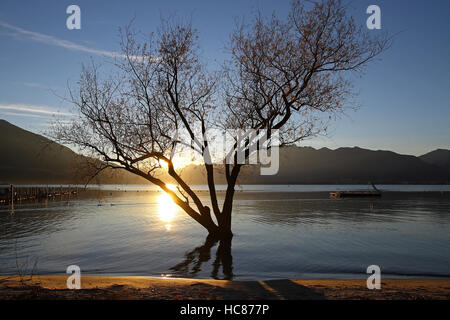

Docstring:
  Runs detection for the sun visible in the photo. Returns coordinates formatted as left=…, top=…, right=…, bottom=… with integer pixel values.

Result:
left=157, top=184, right=178, bottom=223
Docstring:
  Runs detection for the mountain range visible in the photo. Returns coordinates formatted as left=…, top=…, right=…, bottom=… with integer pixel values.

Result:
left=1, top=119, right=449, bottom=185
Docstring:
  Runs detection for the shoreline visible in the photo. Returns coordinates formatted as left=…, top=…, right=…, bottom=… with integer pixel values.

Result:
left=1, top=275, right=449, bottom=300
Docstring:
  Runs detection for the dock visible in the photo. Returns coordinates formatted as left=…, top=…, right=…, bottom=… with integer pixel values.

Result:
left=329, top=190, right=381, bottom=198
left=0, top=185, right=78, bottom=205
left=330, top=183, right=382, bottom=199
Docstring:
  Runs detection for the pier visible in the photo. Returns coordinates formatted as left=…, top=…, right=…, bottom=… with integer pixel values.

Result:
left=330, top=182, right=382, bottom=199
left=329, top=190, right=382, bottom=198
left=0, top=185, right=78, bottom=205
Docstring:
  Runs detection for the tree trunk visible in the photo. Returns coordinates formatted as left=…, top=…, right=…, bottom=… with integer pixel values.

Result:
left=212, top=164, right=241, bottom=240
left=210, top=226, right=233, bottom=240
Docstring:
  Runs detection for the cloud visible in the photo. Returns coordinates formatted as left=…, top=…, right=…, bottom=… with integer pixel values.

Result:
left=0, top=103, right=74, bottom=117
left=21, top=82, right=53, bottom=89
left=0, top=20, right=121, bottom=58
left=0, top=111, right=51, bottom=119
left=12, top=81, right=62, bottom=92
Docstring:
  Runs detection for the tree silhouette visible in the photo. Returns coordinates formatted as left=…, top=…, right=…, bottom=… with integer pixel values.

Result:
left=53, top=0, right=389, bottom=239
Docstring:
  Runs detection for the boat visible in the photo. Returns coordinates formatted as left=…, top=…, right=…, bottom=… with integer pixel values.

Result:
left=330, top=182, right=382, bottom=199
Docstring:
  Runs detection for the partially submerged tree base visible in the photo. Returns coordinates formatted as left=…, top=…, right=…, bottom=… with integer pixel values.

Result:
left=208, top=229, right=233, bottom=241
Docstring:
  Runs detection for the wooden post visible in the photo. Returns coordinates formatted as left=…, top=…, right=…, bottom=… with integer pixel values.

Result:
left=10, top=184, right=14, bottom=206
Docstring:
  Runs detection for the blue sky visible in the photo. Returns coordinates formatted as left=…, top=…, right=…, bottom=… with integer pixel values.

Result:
left=0, top=0, right=449, bottom=156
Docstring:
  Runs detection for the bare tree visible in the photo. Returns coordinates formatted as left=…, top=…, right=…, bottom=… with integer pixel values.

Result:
left=53, top=0, right=389, bottom=239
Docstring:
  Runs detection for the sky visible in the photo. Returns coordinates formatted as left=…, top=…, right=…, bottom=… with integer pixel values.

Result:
left=0, top=0, right=449, bottom=156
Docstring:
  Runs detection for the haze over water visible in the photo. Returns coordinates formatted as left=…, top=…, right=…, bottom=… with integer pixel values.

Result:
left=1, top=185, right=450, bottom=280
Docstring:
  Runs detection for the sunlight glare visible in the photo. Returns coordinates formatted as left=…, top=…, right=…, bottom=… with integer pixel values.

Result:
left=157, top=184, right=178, bottom=224
left=158, top=157, right=188, bottom=169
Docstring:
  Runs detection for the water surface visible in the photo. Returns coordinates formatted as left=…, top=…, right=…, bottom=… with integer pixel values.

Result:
left=1, top=185, right=449, bottom=280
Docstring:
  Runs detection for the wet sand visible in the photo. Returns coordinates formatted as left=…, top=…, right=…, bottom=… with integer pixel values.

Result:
left=0, top=275, right=449, bottom=300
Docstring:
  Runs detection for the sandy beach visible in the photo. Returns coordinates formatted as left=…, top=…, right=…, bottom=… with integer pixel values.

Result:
left=0, top=275, right=449, bottom=300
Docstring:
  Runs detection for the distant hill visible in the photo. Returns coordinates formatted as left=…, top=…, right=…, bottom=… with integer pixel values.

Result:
left=248, top=146, right=450, bottom=184
left=0, top=119, right=78, bottom=184
left=0, top=119, right=449, bottom=184
left=419, top=149, right=450, bottom=172
left=178, top=146, right=450, bottom=184
left=0, top=119, right=146, bottom=184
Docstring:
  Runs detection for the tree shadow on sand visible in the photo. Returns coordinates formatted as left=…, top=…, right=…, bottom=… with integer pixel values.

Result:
left=170, top=235, right=233, bottom=280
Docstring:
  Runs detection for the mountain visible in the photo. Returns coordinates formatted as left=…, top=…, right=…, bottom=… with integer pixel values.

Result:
left=0, top=120, right=146, bottom=184
left=246, top=146, right=450, bottom=184
left=419, top=149, right=450, bottom=172
left=1, top=119, right=449, bottom=184
left=178, top=146, right=450, bottom=184
left=0, top=119, right=78, bottom=184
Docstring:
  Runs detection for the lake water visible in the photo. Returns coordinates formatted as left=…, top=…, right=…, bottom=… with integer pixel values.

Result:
left=1, top=185, right=450, bottom=280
